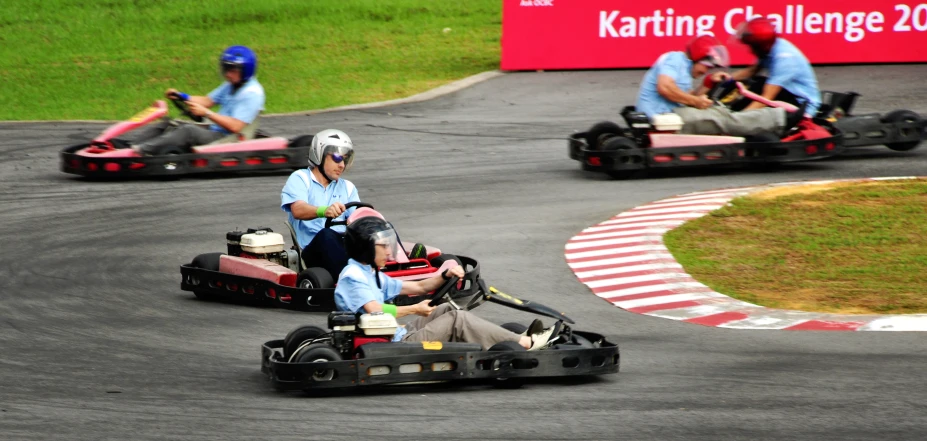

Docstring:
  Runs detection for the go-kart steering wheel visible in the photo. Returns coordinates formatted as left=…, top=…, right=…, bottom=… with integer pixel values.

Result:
left=323, top=202, right=374, bottom=228
left=427, top=275, right=460, bottom=307
left=168, top=93, right=205, bottom=123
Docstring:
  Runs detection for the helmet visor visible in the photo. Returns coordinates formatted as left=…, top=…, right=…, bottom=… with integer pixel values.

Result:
left=323, top=144, right=355, bottom=168
left=698, top=45, right=730, bottom=69
left=372, top=228, right=399, bottom=260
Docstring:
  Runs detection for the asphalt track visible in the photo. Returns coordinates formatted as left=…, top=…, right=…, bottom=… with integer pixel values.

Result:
left=2, top=65, right=927, bottom=440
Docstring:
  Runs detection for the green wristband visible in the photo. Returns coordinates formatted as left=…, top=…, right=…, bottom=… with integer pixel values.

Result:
left=382, top=304, right=397, bottom=317
left=316, top=205, right=328, bottom=218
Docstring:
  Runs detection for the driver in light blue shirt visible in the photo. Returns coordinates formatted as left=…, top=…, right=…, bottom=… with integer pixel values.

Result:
left=731, top=17, right=821, bottom=117
left=334, top=216, right=556, bottom=350
left=281, top=129, right=359, bottom=280
left=132, top=45, right=265, bottom=155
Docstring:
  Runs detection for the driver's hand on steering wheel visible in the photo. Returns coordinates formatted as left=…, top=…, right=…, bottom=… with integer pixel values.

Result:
left=165, top=88, right=180, bottom=99
left=325, top=202, right=347, bottom=218
left=692, top=94, right=714, bottom=109
left=443, top=266, right=465, bottom=279
left=187, top=101, right=210, bottom=117
left=413, top=300, right=436, bottom=317
left=709, top=72, right=732, bottom=84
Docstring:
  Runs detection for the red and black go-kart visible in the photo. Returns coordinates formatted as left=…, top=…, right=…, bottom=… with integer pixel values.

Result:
left=180, top=202, right=480, bottom=311
left=568, top=81, right=843, bottom=179
left=60, top=96, right=314, bottom=178
left=712, top=81, right=926, bottom=152
left=262, top=276, right=619, bottom=393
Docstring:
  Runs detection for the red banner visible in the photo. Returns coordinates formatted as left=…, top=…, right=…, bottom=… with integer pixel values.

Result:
left=502, top=0, right=927, bottom=70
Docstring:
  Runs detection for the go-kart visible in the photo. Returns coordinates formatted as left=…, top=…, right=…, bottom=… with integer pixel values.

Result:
left=568, top=81, right=843, bottom=179
left=261, top=276, right=619, bottom=393
left=60, top=94, right=314, bottom=178
left=712, top=79, right=927, bottom=152
left=180, top=202, right=480, bottom=311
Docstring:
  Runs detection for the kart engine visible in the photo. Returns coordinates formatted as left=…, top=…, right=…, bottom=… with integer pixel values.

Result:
left=226, top=227, right=300, bottom=272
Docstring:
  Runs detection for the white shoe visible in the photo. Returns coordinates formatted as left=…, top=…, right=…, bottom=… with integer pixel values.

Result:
left=528, top=324, right=558, bottom=351
left=521, top=319, right=544, bottom=336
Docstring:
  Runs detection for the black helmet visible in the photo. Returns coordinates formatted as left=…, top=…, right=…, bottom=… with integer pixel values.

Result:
left=345, top=217, right=398, bottom=265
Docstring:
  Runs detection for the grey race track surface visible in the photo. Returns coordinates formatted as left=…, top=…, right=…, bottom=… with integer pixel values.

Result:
left=2, top=65, right=927, bottom=440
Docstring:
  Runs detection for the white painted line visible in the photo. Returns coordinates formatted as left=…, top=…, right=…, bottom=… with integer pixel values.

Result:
left=858, top=316, right=927, bottom=331
left=617, top=204, right=726, bottom=217
left=574, top=227, right=672, bottom=240
left=629, top=199, right=732, bottom=211
left=573, top=262, right=684, bottom=279
left=601, top=212, right=708, bottom=226
left=613, top=292, right=711, bottom=309
left=598, top=282, right=707, bottom=300
left=565, top=244, right=666, bottom=260
left=583, top=220, right=687, bottom=232
left=567, top=253, right=676, bottom=269
left=565, top=235, right=662, bottom=250
left=583, top=272, right=694, bottom=289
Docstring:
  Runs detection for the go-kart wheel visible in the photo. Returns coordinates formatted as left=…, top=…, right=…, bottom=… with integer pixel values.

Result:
left=882, top=110, right=924, bottom=151
left=429, top=253, right=462, bottom=269
left=585, top=121, right=623, bottom=150
left=288, top=134, right=314, bottom=148
left=323, top=202, right=375, bottom=229
left=190, top=252, right=224, bottom=300
left=501, top=322, right=528, bottom=334
left=487, top=341, right=526, bottom=389
left=284, top=325, right=327, bottom=361
left=601, top=137, right=646, bottom=180
left=297, top=267, right=334, bottom=290
left=292, top=343, right=342, bottom=381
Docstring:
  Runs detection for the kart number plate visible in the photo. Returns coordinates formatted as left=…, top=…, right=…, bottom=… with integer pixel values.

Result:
left=422, top=341, right=443, bottom=350
left=129, top=106, right=161, bottom=123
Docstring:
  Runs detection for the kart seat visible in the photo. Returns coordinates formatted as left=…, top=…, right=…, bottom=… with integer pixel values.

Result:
left=284, top=217, right=308, bottom=271
left=205, top=117, right=262, bottom=145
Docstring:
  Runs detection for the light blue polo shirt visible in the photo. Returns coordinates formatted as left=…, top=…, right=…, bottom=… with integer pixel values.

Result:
left=635, top=51, right=694, bottom=119
left=759, top=39, right=821, bottom=117
left=280, top=169, right=359, bottom=248
left=335, top=258, right=405, bottom=341
left=207, top=77, right=265, bottom=133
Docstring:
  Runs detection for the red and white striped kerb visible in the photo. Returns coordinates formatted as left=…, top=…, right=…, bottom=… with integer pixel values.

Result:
left=566, top=177, right=927, bottom=331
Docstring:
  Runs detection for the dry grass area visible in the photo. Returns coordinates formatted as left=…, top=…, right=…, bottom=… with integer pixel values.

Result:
left=663, top=179, right=927, bottom=314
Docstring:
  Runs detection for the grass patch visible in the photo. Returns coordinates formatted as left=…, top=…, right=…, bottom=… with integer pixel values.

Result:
left=0, top=0, right=501, bottom=120
left=663, top=179, right=927, bottom=314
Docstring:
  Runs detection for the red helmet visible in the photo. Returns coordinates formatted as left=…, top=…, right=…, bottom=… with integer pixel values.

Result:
left=737, top=18, right=778, bottom=55
left=686, top=36, right=730, bottom=69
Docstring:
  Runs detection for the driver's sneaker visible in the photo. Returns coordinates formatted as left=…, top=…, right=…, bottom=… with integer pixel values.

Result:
left=528, top=323, right=559, bottom=351
left=409, top=243, right=427, bottom=259
left=519, top=319, right=544, bottom=337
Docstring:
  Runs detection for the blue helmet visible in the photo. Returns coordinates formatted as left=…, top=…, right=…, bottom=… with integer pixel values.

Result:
left=219, top=45, right=257, bottom=83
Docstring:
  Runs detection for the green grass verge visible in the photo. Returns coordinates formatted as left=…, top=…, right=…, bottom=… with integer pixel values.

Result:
left=663, top=179, right=927, bottom=314
left=0, top=0, right=501, bottom=120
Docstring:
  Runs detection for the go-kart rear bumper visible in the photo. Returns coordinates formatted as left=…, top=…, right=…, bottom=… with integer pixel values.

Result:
left=832, top=114, right=927, bottom=148
left=179, top=255, right=482, bottom=311
left=261, top=331, right=620, bottom=392
left=60, top=143, right=311, bottom=178
left=568, top=131, right=843, bottom=175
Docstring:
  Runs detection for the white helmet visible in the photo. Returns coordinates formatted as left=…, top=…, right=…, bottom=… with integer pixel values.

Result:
left=308, top=129, right=355, bottom=169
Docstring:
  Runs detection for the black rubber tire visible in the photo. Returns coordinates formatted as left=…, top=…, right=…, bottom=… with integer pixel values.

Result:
left=601, top=136, right=646, bottom=180
left=584, top=121, right=623, bottom=150
left=881, top=110, right=924, bottom=151
left=288, top=134, right=314, bottom=148
left=283, top=325, right=327, bottom=361
left=296, top=267, right=334, bottom=290
left=190, top=252, right=224, bottom=300
left=292, top=343, right=343, bottom=382
left=501, top=322, right=528, bottom=334
left=429, top=253, right=463, bottom=269
left=487, top=341, right=526, bottom=389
